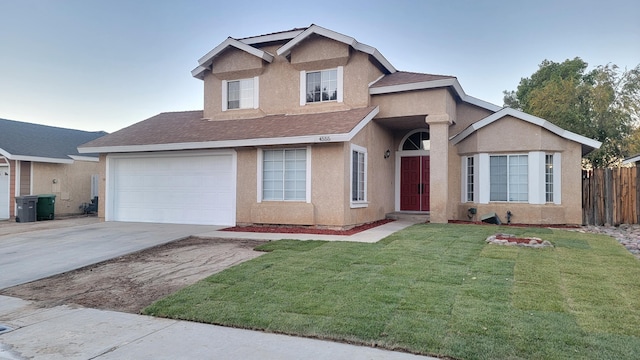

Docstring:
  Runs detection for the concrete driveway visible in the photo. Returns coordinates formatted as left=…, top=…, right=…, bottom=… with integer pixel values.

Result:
left=0, top=220, right=224, bottom=289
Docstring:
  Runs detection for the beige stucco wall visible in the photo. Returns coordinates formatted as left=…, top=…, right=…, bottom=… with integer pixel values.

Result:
left=203, top=37, right=384, bottom=121
left=234, top=120, right=395, bottom=228
left=372, top=88, right=449, bottom=119
left=453, top=116, right=584, bottom=224
left=235, top=143, right=346, bottom=227
left=291, top=35, right=349, bottom=70
left=346, top=121, right=396, bottom=225
left=457, top=116, right=567, bottom=154
left=32, top=160, right=100, bottom=217
left=450, top=101, right=494, bottom=134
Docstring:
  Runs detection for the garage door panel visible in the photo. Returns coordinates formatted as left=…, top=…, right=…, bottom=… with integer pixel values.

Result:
left=110, top=153, right=235, bottom=225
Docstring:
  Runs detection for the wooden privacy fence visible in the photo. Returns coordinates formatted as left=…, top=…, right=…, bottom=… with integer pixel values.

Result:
left=582, top=167, right=640, bottom=226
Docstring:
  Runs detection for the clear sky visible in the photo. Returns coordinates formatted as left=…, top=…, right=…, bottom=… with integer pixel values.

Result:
left=1, top=0, right=638, bottom=133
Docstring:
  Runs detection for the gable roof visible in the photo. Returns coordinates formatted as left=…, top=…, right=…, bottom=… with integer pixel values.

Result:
left=370, top=72, right=502, bottom=112
left=276, top=24, right=396, bottom=74
left=78, top=107, right=379, bottom=154
left=192, top=37, right=275, bottom=80
left=193, top=24, right=397, bottom=80
left=449, top=107, right=602, bottom=155
left=0, top=118, right=107, bottom=163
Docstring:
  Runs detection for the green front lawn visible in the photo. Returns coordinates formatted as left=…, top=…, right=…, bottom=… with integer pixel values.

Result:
left=144, top=224, right=640, bottom=359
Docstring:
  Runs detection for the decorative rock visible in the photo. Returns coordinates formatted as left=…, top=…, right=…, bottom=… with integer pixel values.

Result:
left=577, top=225, right=640, bottom=260
left=486, top=234, right=553, bottom=248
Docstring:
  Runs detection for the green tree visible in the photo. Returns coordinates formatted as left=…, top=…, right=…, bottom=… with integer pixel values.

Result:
left=504, top=58, right=640, bottom=168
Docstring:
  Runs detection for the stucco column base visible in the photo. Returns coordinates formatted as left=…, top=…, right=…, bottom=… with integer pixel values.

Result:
left=426, top=115, right=451, bottom=224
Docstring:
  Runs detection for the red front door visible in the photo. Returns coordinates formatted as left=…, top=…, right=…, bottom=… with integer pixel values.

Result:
left=400, top=156, right=430, bottom=211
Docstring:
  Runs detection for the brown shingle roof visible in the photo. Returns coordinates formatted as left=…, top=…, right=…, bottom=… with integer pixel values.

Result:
left=80, top=107, right=377, bottom=148
left=370, top=71, right=456, bottom=88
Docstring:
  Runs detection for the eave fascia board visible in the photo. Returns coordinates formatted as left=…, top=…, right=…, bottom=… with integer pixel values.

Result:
left=239, top=29, right=306, bottom=45
left=69, top=155, right=99, bottom=162
left=0, top=148, right=12, bottom=160
left=197, top=38, right=273, bottom=65
left=346, top=106, right=379, bottom=141
left=79, top=107, right=380, bottom=154
left=370, top=78, right=458, bottom=95
left=191, top=65, right=208, bottom=80
left=6, top=154, right=74, bottom=164
left=80, top=136, right=350, bottom=154
left=276, top=25, right=396, bottom=73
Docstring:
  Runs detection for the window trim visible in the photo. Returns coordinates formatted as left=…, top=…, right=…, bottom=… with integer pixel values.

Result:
left=257, top=146, right=311, bottom=203
left=350, top=144, right=368, bottom=208
left=299, top=67, right=343, bottom=106
left=222, top=76, right=259, bottom=111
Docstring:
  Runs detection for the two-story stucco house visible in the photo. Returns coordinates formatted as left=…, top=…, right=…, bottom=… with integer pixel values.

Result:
left=79, top=25, right=601, bottom=227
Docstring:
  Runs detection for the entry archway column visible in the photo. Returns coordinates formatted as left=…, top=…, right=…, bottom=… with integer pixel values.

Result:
left=426, top=114, right=451, bottom=223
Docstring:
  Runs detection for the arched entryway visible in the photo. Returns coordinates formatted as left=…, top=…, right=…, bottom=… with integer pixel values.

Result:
left=396, top=130, right=430, bottom=212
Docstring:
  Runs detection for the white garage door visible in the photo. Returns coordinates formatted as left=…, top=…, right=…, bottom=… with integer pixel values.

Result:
left=108, top=151, right=236, bottom=225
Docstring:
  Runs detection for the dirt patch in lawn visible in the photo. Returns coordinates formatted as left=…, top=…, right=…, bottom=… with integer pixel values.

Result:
left=0, top=237, right=266, bottom=314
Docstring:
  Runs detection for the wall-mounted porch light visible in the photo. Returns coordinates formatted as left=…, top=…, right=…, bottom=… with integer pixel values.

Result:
left=384, top=149, right=391, bottom=159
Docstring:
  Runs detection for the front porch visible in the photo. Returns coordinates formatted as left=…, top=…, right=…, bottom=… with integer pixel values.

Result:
left=386, top=211, right=430, bottom=223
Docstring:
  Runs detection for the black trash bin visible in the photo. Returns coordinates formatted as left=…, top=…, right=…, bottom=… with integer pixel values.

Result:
left=15, top=195, right=38, bottom=223
left=37, top=194, right=56, bottom=221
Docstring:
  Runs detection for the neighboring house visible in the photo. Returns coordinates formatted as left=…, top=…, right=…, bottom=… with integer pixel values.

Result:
left=0, top=118, right=106, bottom=220
left=79, top=24, right=601, bottom=227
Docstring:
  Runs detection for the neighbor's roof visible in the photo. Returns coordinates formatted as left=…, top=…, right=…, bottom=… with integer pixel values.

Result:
left=0, top=118, right=107, bottom=164
left=78, top=107, right=379, bottom=154
left=622, top=154, right=640, bottom=165
left=192, top=24, right=396, bottom=80
left=449, top=107, right=602, bottom=155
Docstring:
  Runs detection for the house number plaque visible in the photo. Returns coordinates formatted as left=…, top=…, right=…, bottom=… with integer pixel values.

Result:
left=318, top=136, right=331, bottom=142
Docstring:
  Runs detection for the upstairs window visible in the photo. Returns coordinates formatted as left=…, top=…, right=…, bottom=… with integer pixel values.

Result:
left=222, top=77, right=258, bottom=111
left=300, top=67, right=343, bottom=105
left=306, top=69, right=337, bottom=102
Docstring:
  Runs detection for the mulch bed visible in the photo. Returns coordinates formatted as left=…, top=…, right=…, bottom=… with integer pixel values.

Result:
left=448, top=219, right=580, bottom=229
left=221, top=219, right=394, bottom=236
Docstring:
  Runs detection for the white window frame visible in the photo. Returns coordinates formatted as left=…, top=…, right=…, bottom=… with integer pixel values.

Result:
left=461, top=155, right=478, bottom=203
left=476, top=152, right=561, bottom=205
left=350, top=144, right=368, bottom=208
left=299, top=67, right=343, bottom=106
left=545, top=154, right=554, bottom=203
left=222, top=77, right=259, bottom=111
left=257, top=147, right=311, bottom=203
left=489, top=154, right=529, bottom=203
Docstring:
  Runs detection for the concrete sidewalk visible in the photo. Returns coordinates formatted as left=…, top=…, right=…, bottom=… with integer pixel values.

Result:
left=0, top=296, right=437, bottom=360
left=199, top=219, right=417, bottom=242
